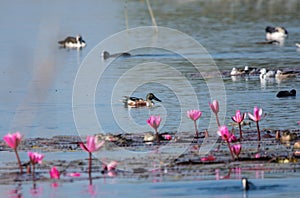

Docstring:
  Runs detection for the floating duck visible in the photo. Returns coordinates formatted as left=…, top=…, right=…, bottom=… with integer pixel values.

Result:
left=260, top=68, right=276, bottom=79
left=143, top=132, right=172, bottom=142
left=101, top=51, right=131, bottom=60
left=276, top=89, right=296, bottom=98
left=230, top=67, right=246, bottom=76
left=242, top=177, right=255, bottom=191
left=280, top=130, right=297, bottom=143
left=294, top=141, right=300, bottom=149
left=58, top=35, right=86, bottom=48
left=296, top=43, right=300, bottom=48
left=265, top=26, right=288, bottom=42
left=123, top=93, right=161, bottom=107
left=244, top=66, right=259, bottom=75
left=275, top=70, right=297, bottom=79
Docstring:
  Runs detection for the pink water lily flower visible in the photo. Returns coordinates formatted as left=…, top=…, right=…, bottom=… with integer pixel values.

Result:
left=248, top=107, right=262, bottom=122
left=232, top=110, right=246, bottom=123
left=217, top=126, right=236, bottom=142
left=28, top=151, right=44, bottom=165
left=248, top=106, right=263, bottom=141
left=217, top=126, right=235, bottom=160
left=147, top=115, right=161, bottom=143
left=231, top=144, right=242, bottom=158
left=187, top=110, right=202, bottom=138
left=3, top=132, right=22, bottom=149
left=3, top=132, right=23, bottom=173
left=147, top=115, right=161, bottom=131
left=50, top=166, right=60, bottom=179
left=79, top=136, right=105, bottom=153
left=232, top=110, right=246, bottom=139
left=79, top=135, right=105, bottom=177
left=187, top=110, right=202, bottom=121
left=209, top=100, right=220, bottom=127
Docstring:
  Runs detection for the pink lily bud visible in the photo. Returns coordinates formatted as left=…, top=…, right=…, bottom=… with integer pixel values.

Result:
left=231, top=144, right=242, bottom=158
left=50, top=166, right=60, bottom=179
left=209, top=100, right=219, bottom=114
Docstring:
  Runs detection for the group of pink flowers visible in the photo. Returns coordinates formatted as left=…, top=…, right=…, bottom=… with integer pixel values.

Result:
left=3, top=132, right=44, bottom=174
left=3, top=132, right=117, bottom=185
left=2, top=103, right=299, bottom=184
left=147, top=99, right=266, bottom=160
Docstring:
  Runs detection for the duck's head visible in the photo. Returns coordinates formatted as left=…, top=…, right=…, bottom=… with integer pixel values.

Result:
left=76, top=35, right=82, bottom=41
left=146, top=93, right=161, bottom=102
left=282, top=130, right=290, bottom=136
left=290, top=89, right=296, bottom=96
left=260, top=68, right=267, bottom=74
left=101, top=51, right=110, bottom=60
left=241, top=177, right=249, bottom=191
left=266, top=26, right=276, bottom=33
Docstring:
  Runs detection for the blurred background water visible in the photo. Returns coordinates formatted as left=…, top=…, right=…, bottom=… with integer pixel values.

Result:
left=1, top=0, right=300, bottom=197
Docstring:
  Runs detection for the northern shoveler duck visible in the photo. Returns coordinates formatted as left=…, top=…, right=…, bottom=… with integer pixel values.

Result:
left=260, top=68, right=275, bottom=79
left=276, top=89, right=296, bottom=98
left=275, top=70, right=297, bottom=79
left=265, top=26, right=288, bottom=42
left=101, top=51, right=131, bottom=60
left=123, top=93, right=161, bottom=107
left=58, top=35, right=86, bottom=48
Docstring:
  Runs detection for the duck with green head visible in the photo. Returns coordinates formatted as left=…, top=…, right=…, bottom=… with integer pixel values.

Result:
left=123, top=93, right=161, bottom=107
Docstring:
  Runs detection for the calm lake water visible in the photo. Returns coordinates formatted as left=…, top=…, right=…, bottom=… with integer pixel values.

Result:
left=2, top=177, right=300, bottom=198
left=0, top=0, right=299, bottom=137
left=1, top=0, right=300, bottom=197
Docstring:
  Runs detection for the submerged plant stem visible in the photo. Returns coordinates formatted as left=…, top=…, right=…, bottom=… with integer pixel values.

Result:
left=215, top=113, right=220, bottom=127
left=193, top=120, right=199, bottom=138
left=88, top=152, right=92, bottom=175
left=88, top=152, right=93, bottom=185
left=226, top=141, right=235, bottom=161
left=238, top=123, right=243, bottom=140
left=32, top=164, right=35, bottom=179
left=14, top=149, right=23, bottom=174
left=256, top=121, right=261, bottom=141
left=155, top=129, right=160, bottom=144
